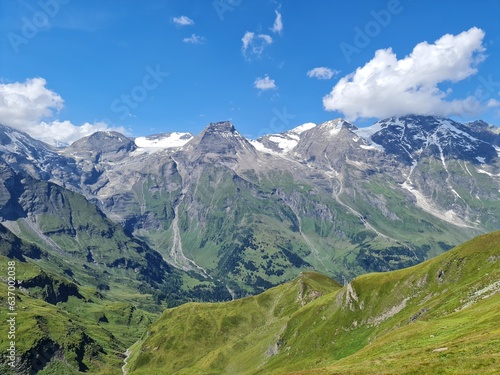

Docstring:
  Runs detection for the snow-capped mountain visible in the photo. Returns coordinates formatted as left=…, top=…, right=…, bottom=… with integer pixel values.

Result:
left=0, top=124, right=80, bottom=187
left=0, top=116, right=499, bottom=294
left=355, top=115, right=499, bottom=165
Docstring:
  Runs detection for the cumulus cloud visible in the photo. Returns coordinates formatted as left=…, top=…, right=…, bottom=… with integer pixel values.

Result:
left=183, top=34, right=206, bottom=44
left=307, top=67, right=339, bottom=80
left=0, top=78, right=126, bottom=146
left=323, top=27, right=487, bottom=120
left=254, top=75, right=277, bottom=91
left=271, top=10, right=283, bottom=34
left=173, top=15, right=194, bottom=26
left=241, top=31, right=273, bottom=60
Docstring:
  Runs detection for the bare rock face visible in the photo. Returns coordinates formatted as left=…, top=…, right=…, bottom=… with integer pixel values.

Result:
left=183, top=121, right=257, bottom=158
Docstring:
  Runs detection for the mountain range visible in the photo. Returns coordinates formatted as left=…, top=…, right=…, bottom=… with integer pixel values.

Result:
left=0, top=114, right=499, bottom=373
left=1, top=115, right=499, bottom=296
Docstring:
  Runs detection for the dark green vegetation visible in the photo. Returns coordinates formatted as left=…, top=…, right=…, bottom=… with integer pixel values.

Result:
left=0, top=253, right=157, bottom=374
left=127, top=231, right=500, bottom=375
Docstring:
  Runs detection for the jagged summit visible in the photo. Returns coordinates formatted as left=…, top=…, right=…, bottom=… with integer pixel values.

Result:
left=316, top=118, right=358, bottom=135
left=184, top=121, right=256, bottom=155
left=0, top=123, right=80, bottom=183
left=205, top=120, right=236, bottom=133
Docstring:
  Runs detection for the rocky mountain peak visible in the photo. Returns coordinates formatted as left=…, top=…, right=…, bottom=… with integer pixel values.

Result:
left=356, top=115, right=498, bottom=165
left=67, top=131, right=134, bottom=152
left=251, top=118, right=360, bottom=156
left=0, top=124, right=79, bottom=183
left=317, top=118, right=358, bottom=134
left=64, top=131, right=136, bottom=163
left=184, top=121, right=256, bottom=156
left=205, top=121, right=236, bottom=134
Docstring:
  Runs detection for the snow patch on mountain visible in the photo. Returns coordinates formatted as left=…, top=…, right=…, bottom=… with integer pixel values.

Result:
left=133, top=132, right=193, bottom=153
left=289, top=122, right=316, bottom=134
left=359, top=144, right=383, bottom=152
left=354, top=123, right=386, bottom=151
left=319, top=119, right=344, bottom=136
left=354, top=122, right=386, bottom=139
left=268, top=135, right=298, bottom=153
left=250, top=140, right=276, bottom=154
left=401, top=181, right=472, bottom=228
left=438, top=120, right=478, bottom=142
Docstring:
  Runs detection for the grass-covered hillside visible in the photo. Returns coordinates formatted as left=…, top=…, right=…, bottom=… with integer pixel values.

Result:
left=0, top=253, right=157, bottom=374
left=127, top=231, right=500, bottom=375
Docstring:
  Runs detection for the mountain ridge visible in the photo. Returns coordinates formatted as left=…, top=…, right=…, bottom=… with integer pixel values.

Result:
left=1, top=115, right=499, bottom=295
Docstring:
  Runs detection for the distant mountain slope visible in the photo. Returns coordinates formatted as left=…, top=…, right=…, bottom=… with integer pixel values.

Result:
left=0, top=160, right=181, bottom=302
left=126, top=231, right=500, bottom=375
left=0, top=159, right=231, bottom=305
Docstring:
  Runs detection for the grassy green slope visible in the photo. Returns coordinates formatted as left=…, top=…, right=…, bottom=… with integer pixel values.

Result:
left=0, top=255, right=156, bottom=374
left=126, top=272, right=341, bottom=375
left=128, top=231, right=500, bottom=375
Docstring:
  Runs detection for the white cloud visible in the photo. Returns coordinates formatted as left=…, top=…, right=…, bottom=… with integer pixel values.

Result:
left=242, top=31, right=254, bottom=52
left=323, top=27, right=487, bottom=120
left=254, top=75, right=277, bottom=91
left=271, top=10, right=283, bottom=34
left=173, top=15, right=194, bottom=26
left=0, top=78, right=63, bottom=128
left=307, top=67, right=339, bottom=80
left=183, top=34, right=206, bottom=44
left=0, top=78, right=127, bottom=146
left=259, top=34, right=273, bottom=44
left=487, top=99, right=500, bottom=108
left=241, top=31, right=273, bottom=60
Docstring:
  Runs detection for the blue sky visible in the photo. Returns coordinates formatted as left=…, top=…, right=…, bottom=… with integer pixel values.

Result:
left=0, top=0, right=499, bottom=145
